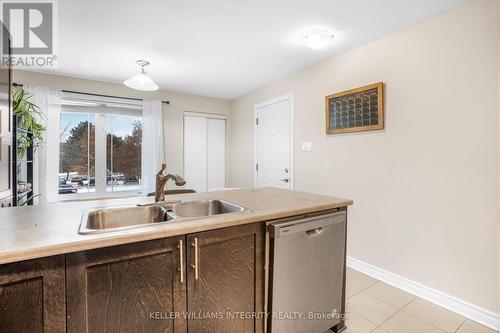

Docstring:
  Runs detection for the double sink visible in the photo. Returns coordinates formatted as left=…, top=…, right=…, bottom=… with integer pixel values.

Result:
left=79, top=199, right=249, bottom=234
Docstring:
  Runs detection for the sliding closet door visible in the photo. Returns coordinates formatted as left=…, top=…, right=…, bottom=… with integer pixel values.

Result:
left=207, top=118, right=226, bottom=190
left=184, top=116, right=208, bottom=192
left=184, top=115, right=226, bottom=192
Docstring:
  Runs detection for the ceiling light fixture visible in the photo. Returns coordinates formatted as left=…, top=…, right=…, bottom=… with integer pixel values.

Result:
left=303, top=29, right=334, bottom=49
left=124, top=60, right=159, bottom=91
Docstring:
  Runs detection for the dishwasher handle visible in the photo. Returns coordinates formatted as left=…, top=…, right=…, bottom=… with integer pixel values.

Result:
left=305, top=227, right=323, bottom=236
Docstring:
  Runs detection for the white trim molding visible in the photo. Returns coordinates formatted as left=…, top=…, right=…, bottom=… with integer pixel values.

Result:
left=184, top=111, right=228, bottom=120
left=347, top=256, right=500, bottom=331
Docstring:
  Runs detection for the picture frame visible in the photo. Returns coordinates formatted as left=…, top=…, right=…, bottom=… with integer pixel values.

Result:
left=325, top=82, right=384, bottom=134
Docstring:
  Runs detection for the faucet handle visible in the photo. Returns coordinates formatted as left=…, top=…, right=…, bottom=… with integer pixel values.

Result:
left=157, top=163, right=167, bottom=176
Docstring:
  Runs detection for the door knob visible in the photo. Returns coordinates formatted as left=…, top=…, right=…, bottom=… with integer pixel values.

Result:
left=279, top=178, right=289, bottom=183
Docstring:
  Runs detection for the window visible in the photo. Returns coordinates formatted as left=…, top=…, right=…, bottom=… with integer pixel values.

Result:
left=106, top=115, right=142, bottom=193
left=59, top=113, right=95, bottom=194
left=58, top=93, right=142, bottom=197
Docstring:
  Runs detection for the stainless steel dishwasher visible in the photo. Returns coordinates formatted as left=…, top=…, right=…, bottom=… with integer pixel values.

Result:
left=268, top=210, right=346, bottom=333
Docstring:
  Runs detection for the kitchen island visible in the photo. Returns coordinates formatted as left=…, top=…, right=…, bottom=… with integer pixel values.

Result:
left=0, top=187, right=352, bottom=333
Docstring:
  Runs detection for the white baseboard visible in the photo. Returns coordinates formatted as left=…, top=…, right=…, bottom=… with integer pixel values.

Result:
left=346, top=256, right=500, bottom=331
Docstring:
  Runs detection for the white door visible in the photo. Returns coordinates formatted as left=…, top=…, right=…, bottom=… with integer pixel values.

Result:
left=184, top=116, right=208, bottom=192
left=256, top=95, right=293, bottom=189
left=207, top=118, right=226, bottom=189
left=184, top=115, right=226, bottom=192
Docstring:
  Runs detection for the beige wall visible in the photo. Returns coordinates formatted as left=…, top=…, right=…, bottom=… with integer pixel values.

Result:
left=229, top=0, right=500, bottom=312
left=497, top=20, right=500, bottom=314
left=13, top=70, right=231, bottom=187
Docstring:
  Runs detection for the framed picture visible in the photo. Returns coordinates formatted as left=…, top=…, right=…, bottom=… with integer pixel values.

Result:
left=325, top=82, right=384, bottom=134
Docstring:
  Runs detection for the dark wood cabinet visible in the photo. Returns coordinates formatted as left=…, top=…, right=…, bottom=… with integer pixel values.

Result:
left=0, top=255, right=66, bottom=333
left=66, top=237, right=186, bottom=333
left=0, top=223, right=267, bottom=333
left=186, top=223, right=265, bottom=333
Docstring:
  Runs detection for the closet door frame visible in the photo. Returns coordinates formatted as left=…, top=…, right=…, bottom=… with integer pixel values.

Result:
left=183, top=111, right=227, bottom=192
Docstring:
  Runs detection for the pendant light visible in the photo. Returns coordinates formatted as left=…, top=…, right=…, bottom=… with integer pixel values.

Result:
left=124, top=60, right=159, bottom=91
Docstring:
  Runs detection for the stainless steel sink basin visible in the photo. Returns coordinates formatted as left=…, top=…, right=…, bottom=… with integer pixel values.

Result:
left=81, top=205, right=172, bottom=233
left=165, top=199, right=246, bottom=218
left=79, top=199, right=249, bottom=234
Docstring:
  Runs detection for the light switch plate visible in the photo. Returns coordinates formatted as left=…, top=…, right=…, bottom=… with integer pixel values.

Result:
left=302, top=141, right=312, bottom=152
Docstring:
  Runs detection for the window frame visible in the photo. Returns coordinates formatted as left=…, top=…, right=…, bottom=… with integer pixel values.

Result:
left=57, top=93, right=143, bottom=201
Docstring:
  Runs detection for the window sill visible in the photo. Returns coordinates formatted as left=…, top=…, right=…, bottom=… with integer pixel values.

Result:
left=56, top=192, right=143, bottom=203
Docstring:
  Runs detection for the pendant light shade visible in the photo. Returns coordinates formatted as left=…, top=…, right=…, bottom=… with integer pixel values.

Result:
left=124, top=60, right=159, bottom=91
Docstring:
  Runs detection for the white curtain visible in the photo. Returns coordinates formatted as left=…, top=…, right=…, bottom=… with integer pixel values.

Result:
left=24, top=85, right=62, bottom=204
left=141, top=100, right=165, bottom=194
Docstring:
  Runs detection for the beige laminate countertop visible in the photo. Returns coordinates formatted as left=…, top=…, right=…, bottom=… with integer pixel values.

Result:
left=0, top=187, right=352, bottom=265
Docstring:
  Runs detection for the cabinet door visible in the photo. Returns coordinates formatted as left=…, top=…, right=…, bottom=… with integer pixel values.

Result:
left=66, top=237, right=187, bottom=333
left=0, top=255, right=66, bottom=333
left=187, top=223, right=265, bottom=333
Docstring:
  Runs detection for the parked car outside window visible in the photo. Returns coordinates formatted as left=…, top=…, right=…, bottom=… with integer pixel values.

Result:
left=58, top=184, right=77, bottom=194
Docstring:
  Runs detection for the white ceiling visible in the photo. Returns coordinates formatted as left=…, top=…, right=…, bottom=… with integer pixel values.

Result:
left=38, top=0, right=464, bottom=99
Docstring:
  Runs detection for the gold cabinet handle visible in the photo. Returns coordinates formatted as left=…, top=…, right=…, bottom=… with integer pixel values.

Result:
left=178, top=239, right=184, bottom=284
left=191, top=238, right=199, bottom=280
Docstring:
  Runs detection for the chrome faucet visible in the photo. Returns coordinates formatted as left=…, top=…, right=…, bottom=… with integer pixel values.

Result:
left=155, top=163, right=187, bottom=202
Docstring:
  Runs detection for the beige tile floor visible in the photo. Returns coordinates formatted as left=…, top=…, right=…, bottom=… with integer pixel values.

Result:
left=342, top=268, right=498, bottom=333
